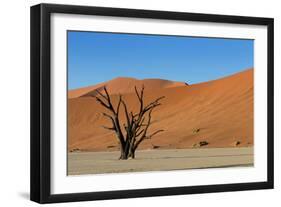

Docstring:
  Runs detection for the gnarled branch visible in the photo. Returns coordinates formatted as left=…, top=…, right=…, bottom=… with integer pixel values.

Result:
left=94, top=85, right=165, bottom=159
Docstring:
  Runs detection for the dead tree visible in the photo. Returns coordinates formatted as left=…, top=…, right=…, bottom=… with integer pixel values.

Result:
left=93, top=86, right=164, bottom=159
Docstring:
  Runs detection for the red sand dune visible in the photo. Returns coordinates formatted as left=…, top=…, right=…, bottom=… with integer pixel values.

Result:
left=68, top=77, right=187, bottom=98
left=68, top=69, right=253, bottom=152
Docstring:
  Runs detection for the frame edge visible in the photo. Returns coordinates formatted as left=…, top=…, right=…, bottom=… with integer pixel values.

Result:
left=267, top=18, right=274, bottom=189
left=30, top=4, right=42, bottom=203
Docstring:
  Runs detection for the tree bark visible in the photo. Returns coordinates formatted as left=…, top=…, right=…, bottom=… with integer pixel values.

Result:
left=119, top=147, right=128, bottom=160
left=129, top=148, right=135, bottom=159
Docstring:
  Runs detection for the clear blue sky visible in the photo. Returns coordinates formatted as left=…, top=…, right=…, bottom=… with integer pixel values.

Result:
left=68, top=31, right=253, bottom=90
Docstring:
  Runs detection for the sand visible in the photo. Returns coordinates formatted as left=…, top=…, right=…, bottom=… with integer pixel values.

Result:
left=68, top=77, right=187, bottom=98
left=68, top=147, right=253, bottom=175
left=67, top=68, right=253, bottom=152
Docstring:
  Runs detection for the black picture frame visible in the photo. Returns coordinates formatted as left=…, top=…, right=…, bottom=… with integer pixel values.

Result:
left=30, top=3, right=274, bottom=204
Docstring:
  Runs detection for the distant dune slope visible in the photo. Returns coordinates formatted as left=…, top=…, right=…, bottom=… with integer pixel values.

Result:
left=68, top=77, right=187, bottom=98
left=68, top=69, right=253, bottom=151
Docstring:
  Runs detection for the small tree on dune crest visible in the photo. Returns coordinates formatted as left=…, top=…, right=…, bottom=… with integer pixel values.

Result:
left=93, top=86, right=165, bottom=160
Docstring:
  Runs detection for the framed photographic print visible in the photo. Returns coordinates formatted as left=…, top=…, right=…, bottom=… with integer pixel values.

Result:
left=30, top=3, right=274, bottom=203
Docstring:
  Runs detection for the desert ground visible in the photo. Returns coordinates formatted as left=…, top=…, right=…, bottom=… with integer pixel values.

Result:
left=68, top=147, right=253, bottom=175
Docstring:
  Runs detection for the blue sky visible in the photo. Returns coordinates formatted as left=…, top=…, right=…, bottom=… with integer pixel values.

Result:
left=68, top=31, right=253, bottom=90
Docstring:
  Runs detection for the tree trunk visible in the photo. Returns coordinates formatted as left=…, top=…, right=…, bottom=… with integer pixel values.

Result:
left=130, top=152, right=135, bottom=159
left=119, top=145, right=135, bottom=159
left=119, top=144, right=129, bottom=160
left=128, top=148, right=135, bottom=159
left=119, top=149, right=128, bottom=160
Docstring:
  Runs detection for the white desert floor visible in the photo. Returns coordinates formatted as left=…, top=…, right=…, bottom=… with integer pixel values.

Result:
left=68, top=147, right=253, bottom=175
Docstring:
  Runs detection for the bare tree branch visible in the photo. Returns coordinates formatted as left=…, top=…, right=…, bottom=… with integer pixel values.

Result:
left=95, top=96, right=110, bottom=109
left=95, top=88, right=108, bottom=100
left=95, top=85, right=165, bottom=159
left=93, top=87, right=126, bottom=148
left=136, top=129, right=144, bottom=137
left=102, top=112, right=113, bottom=119
left=116, top=95, right=122, bottom=115
left=134, top=86, right=141, bottom=101
left=143, top=96, right=165, bottom=113
left=121, top=99, right=131, bottom=129
left=102, top=125, right=116, bottom=131
left=147, top=129, right=164, bottom=138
